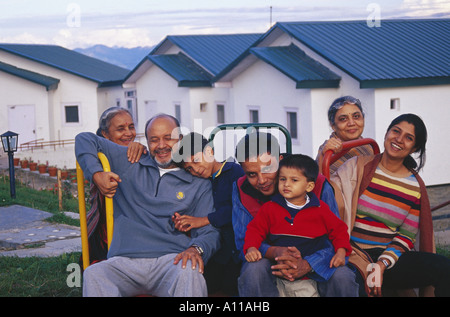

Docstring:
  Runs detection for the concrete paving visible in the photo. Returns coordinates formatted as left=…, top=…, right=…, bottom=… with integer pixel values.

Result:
left=0, top=205, right=81, bottom=258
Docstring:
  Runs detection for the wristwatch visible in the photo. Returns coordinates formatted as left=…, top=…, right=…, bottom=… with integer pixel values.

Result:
left=380, top=258, right=390, bottom=268
left=191, top=244, right=204, bottom=257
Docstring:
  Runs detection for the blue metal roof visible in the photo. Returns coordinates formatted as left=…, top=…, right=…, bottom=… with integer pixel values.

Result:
left=0, top=44, right=130, bottom=86
left=151, top=34, right=262, bottom=76
left=148, top=53, right=213, bottom=87
left=270, top=19, right=450, bottom=88
left=0, top=61, right=59, bottom=90
left=250, top=44, right=340, bottom=88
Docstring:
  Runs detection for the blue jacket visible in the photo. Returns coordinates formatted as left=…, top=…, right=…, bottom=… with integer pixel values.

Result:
left=208, top=160, right=244, bottom=264
left=209, top=160, right=245, bottom=228
left=75, top=132, right=220, bottom=262
left=232, top=176, right=340, bottom=282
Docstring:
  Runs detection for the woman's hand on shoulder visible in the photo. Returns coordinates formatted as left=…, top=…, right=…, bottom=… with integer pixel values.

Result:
left=127, top=142, right=147, bottom=163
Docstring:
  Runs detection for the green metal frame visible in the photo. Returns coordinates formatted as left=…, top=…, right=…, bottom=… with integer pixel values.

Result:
left=208, top=122, right=292, bottom=155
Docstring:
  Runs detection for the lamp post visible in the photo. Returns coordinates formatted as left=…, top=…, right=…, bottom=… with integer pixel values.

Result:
left=1, top=131, right=19, bottom=198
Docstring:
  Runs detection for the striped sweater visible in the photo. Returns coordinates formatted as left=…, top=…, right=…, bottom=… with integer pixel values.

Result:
left=351, top=166, right=421, bottom=267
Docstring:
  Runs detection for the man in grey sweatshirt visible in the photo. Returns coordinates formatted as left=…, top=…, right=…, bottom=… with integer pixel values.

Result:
left=76, top=114, right=220, bottom=297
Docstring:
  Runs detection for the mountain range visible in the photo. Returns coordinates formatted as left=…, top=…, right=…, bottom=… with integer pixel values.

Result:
left=75, top=45, right=154, bottom=70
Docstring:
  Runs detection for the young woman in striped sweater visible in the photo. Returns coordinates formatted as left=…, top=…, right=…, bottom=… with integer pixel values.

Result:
left=331, top=113, right=450, bottom=297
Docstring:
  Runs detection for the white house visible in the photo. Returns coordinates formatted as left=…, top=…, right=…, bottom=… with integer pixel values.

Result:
left=124, top=19, right=450, bottom=185
left=0, top=44, right=130, bottom=168
left=123, top=34, right=262, bottom=135
left=3, top=19, right=448, bottom=186
left=213, top=19, right=450, bottom=186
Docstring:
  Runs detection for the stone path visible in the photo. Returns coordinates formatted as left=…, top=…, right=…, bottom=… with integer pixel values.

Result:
left=0, top=205, right=81, bottom=257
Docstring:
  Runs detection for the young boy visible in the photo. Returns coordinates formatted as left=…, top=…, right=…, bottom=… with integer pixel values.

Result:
left=172, top=132, right=245, bottom=296
left=244, top=154, right=351, bottom=297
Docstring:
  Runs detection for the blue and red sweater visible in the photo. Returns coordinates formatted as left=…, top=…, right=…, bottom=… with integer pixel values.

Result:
left=244, top=192, right=351, bottom=259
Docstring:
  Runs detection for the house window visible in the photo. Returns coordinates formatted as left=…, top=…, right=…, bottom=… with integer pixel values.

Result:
left=390, top=98, right=400, bottom=111
left=125, top=90, right=136, bottom=98
left=200, top=103, right=207, bottom=112
left=64, top=104, right=80, bottom=124
left=174, top=104, right=181, bottom=123
left=125, top=90, right=137, bottom=123
left=217, top=104, right=225, bottom=124
left=286, top=111, right=298, bottom=139
left=249, top=108, right=259, bottom=123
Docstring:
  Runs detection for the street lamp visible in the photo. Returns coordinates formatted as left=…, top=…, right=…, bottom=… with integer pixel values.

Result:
left=1, top=131, right=19, bottom=198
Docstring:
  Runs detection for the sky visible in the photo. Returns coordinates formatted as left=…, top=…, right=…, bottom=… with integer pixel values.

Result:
left=1, top=0, right=449, bottom=49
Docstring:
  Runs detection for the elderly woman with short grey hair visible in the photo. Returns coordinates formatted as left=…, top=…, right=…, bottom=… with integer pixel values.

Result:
left=316, top=96, right=374, bottom=174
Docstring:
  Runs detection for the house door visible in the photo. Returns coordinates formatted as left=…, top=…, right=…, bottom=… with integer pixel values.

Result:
left=8, top=105, right=36, bottom=146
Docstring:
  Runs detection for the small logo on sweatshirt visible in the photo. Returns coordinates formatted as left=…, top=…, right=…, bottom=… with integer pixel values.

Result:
left=176, top=192, right=185, bottom=200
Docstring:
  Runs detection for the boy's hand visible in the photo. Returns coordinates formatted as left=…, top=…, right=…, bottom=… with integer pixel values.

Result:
left=245, top=247, right=262, bottom=262
left=329, top=248, right=346, bottom=268
left=171, top=213, right=208, bottom=232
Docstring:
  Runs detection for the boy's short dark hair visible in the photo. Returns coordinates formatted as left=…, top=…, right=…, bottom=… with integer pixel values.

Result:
left=235, top=131, right=280, bottom=163
left=279, top=154, right=318, bottom=182
left=174, top=132, right=210, bottom=163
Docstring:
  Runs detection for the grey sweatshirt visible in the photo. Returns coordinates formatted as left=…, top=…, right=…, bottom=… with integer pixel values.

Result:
left=75, top=132, right=220, bottom=262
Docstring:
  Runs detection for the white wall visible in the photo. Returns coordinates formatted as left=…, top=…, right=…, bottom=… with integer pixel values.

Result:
left=187, top=87, right=230, bottom=137
left=15, top=146, right=75, bottom=170
left=282, top=36, right=377, bottom=154
left=135, top=65, right=190, bottom=133
left=228, top=58, right=311, bottom=156
left=374, top=85, right=450, bottom=186
left=97, top=86, right=127, bottom=119
left=0, top=72, right=51, bottom=142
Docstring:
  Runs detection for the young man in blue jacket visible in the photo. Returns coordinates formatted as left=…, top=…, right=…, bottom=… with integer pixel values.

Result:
left=76, top=114, right=220, bottom=297
left=232, top=131, right=358, bottom=297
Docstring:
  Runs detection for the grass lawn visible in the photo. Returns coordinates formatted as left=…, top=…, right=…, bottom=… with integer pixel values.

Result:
left=0, top=174, right=85, bottom=297
left=0, top=253, right=82, bottom=297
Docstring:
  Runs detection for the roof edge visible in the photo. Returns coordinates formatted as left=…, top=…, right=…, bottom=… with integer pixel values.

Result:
left=0, top=60, right=60, bottom=91
left=296, top=80, right=340, bottom=89
left=360, top=77, right=450, bottom=88
left=0, top=45, right=128, bottom=84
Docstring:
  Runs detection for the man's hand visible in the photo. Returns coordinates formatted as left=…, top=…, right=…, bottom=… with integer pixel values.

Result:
left=173, top=247, right=204, bottom=274
left=92, top=171, right=121, bottom=198
left=270, top=246, right=311, bottom=282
